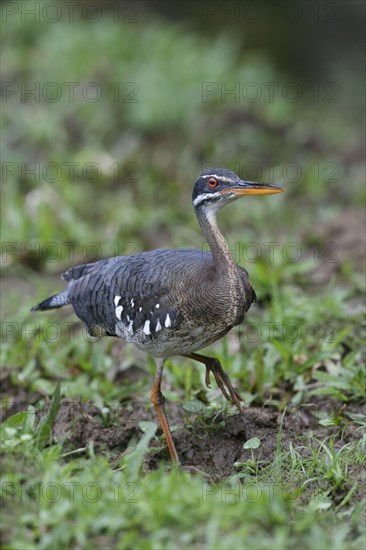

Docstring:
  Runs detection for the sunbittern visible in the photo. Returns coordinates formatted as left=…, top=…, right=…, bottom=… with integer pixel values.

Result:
left=32, top=168, right=284, bottom=463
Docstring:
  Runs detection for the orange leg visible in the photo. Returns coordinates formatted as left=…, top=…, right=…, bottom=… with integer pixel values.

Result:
left=151, top=358, right=180, bottom=464
left=183, top=352, right=244, bottom=412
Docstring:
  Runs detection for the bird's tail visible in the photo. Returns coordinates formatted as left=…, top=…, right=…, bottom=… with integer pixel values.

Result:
left=31, top=290, right=69, bottom=312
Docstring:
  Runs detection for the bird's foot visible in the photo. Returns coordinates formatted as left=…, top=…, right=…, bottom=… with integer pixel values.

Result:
left=205, top=359, right=244, bottom=413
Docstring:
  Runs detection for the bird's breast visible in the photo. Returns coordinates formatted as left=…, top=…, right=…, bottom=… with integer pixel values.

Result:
left=178, top=263, right=247, bottom=328
left=123, top=319, right=232, bottom=358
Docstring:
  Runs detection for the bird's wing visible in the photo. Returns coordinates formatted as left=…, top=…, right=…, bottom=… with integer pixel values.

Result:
left=238, top=266, right=257, bottom=309
left=64, top=249, right=212, bottom=336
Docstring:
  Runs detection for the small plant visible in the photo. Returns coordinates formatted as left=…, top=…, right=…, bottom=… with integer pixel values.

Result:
left=0, top=382, right=61, bottom=452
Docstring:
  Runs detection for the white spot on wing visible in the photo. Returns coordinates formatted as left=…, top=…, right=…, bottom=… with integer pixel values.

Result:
left=131, top=299, right=134, bottom=307
left=155, top=304, right=160, bottom=308
left=143, top=320, right=151, bottom=335
left=115, top=305, right=123, bottom=320
left=139, top=307, right=142, bottom=312
left=114, top=295, right=121, bottom=307
left=165, top=314, right=172, bottom=328
left=156, top=319, right=161, bottom=331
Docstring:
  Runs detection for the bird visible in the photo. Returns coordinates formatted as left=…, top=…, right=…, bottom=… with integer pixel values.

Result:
left=32, top=168, right=284, bottom=464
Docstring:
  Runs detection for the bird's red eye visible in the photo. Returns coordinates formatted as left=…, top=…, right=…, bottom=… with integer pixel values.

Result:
left=207, top=177, right=218, bottom=189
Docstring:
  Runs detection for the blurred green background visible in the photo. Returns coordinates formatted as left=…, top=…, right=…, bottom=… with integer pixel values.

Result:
left=1, top=1, right=365, bottom=548
left=2, top=0, right=364, bottom=269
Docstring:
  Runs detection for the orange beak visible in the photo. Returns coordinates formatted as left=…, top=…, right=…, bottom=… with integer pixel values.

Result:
left=221, top=182, right=285, bottom=196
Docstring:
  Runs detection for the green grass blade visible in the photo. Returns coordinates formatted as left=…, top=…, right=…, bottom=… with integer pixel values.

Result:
left=123, top=421, right=157, bottom=480
left=34, top=382, right=61, bottom=450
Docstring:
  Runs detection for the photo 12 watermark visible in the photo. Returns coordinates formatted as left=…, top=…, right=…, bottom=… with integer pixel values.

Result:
left=202, top=480, right=302, bottom=503
left=0, top=319, right=341, bottom=345
left=1, top=480, right=139, bottom=504
left=202, top=160, right=340, bottom=185
left=1, top=240, right=141, bottom=265
left=201, top=1, right=340, bottom=24
left=2, top=161, right=140, bottom=185
left=1, top=1, right=140, bottom=24
left=1, top=160, right=340, bottom=186
left=202, top=81, right=340, bottom=104
left=1, top=239, right=340, bottom=266
left=1, top=81, right=139, bottom=104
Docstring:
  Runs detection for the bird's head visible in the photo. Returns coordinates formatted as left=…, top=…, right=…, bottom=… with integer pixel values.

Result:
left=192, top=168, right=284, bottom=215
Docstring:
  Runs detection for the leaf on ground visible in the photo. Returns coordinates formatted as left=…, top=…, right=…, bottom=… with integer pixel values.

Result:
left=0, top=411, right=29, bottom=441
left=123, top=421, right=158, bottom=480
left=34, top=382, right=61, bottom=450
left=243, top=437, right=261, bottom=450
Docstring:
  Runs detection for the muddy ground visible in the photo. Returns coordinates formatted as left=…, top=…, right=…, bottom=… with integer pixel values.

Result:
left=2, top=360, right=364, bottom=484
left=23, top=392, right=363, bottom=491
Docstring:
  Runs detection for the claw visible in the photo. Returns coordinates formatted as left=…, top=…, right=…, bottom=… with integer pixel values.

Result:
left=184, top=353, right=244, bottom=413
left=204, top=362, right=243, bottom=411
left=205, top=367, right=212, bottom=388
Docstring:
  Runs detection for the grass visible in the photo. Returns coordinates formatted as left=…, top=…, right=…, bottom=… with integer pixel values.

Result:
left=1, top=5, right=365, bottom=550
left=1, top=420, right=365, bottom=549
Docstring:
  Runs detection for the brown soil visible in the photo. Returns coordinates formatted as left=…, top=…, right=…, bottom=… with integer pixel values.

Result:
left=46, top=395, right=365, bottom=484
left=1, top=359, right=364, bottom=486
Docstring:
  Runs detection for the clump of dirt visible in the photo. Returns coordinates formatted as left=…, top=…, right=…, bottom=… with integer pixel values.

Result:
left=51, top=399, right=148, bottom=453
left=49, top=400, right=273, bottom=460
left=154, top=409, right=280, bottom=480
left=50, top=399, right=282, bottom=478
left=48, top=396, right=365, bottom=482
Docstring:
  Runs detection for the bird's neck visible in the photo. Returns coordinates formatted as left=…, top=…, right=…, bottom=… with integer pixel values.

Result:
left=197, top=207, right=237, bottom=274
left=194, top=205, right=244, bottom=326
